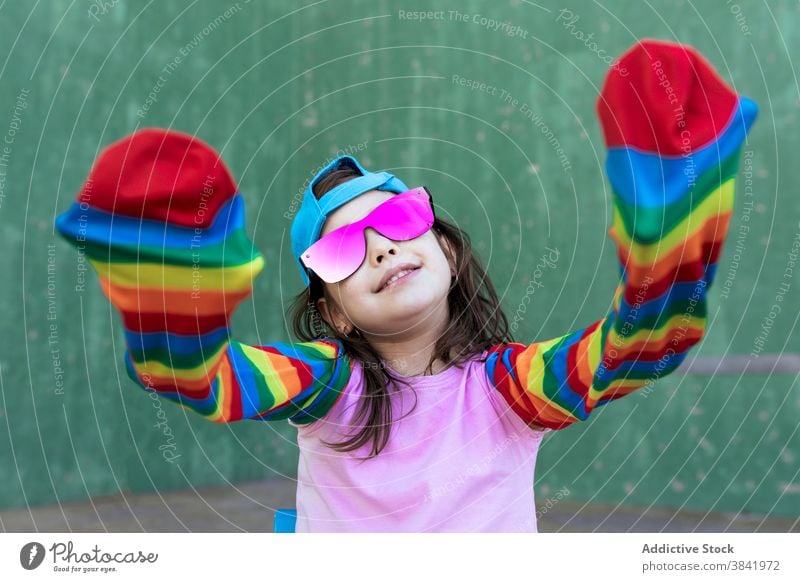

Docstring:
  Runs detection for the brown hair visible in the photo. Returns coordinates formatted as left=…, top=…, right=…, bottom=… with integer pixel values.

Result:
left=289, top=164, right=516, bottom=459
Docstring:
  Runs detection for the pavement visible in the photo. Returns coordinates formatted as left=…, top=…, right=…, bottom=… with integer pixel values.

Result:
left=1, top=478, right=796, bottom=532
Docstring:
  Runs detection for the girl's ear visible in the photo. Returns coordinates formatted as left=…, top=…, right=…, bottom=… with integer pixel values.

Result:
left=316, top=296, right=335, bottom=327
left=316, top=296, right=351, bottom=335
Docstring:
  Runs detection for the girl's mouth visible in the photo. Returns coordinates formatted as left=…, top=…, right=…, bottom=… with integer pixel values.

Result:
left=379, top=267, right=421, bottom=292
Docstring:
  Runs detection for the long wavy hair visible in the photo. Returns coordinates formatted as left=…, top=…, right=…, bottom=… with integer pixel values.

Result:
left=289, top=165, right=516, bottom=459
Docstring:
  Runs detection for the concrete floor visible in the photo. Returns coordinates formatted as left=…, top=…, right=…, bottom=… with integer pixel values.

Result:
left=1, top=478, right=796, bottom=533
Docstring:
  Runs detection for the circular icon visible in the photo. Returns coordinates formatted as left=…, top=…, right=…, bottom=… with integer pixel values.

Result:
left=20, top=542, right=46, bottom=570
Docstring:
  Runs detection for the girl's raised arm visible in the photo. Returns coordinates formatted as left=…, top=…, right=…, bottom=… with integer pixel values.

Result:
left=55, top=129, right=350, bottom=424
left=485, top=39, right=758, bottom=431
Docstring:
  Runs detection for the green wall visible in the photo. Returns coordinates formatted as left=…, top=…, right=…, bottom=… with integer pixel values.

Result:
left=1, top=0, right=797, bottom=518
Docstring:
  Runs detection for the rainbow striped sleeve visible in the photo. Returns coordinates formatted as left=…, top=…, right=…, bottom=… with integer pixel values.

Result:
left=55, top=131, right=350, bottom=425
left=485, top=40, right=758, bottom=431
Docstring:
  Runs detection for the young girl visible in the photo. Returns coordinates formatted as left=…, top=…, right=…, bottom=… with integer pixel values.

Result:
left=55, top=39, right=757, bottom=532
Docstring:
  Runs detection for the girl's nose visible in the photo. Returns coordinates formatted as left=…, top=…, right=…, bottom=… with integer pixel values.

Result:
left=365, top=228, right=399, bottom=265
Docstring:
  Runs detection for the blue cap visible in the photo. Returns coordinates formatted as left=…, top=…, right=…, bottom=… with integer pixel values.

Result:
left=290, top=155, right=409, bottom=287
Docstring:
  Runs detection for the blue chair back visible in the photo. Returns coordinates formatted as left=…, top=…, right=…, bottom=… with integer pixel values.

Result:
left=273, top=508, right=297, bottom=533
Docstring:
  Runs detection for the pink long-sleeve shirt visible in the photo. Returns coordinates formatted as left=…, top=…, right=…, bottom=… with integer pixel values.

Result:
left=289, top=349, right=550, bottom=532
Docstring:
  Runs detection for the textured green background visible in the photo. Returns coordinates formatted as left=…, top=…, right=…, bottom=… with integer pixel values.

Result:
left=0, top=0, right=797, bottom=518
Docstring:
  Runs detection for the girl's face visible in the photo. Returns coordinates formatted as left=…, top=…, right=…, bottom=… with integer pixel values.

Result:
left=315, top=189, right=456, bottom=337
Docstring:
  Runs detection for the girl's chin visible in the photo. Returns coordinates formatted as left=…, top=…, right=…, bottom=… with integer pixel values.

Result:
left=371, top=290, right=449, bottom=321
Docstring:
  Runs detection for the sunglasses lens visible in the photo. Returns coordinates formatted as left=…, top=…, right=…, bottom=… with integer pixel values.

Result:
left=371, top=189, right=434, bottom=240
left=302, top=224, right=366, bottom=283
